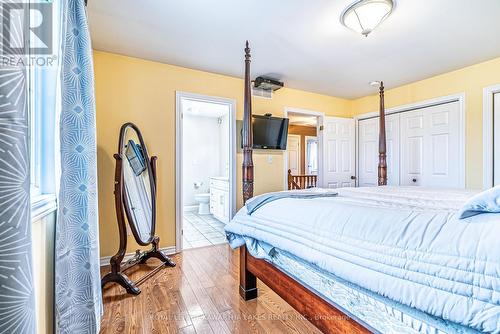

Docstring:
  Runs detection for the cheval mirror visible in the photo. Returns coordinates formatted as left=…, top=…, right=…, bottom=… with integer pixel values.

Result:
left=101, top=122, right=175, bottom=295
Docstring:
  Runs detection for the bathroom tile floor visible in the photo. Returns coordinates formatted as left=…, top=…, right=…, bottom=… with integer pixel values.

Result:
left=183, top=211, right=227, bottom=249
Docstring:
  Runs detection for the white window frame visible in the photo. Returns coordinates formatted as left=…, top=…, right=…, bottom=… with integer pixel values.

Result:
left=305, top=135, right=318, bottom=175
left=30, top=66, right=42, bottom=197
left=29, top=0, right=62, bottom=221
left=29, top=64, right=58, bottom=221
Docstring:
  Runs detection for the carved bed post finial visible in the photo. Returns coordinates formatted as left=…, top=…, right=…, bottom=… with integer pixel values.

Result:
left=242, top=41, right=254, bottom=204
left=378, top=81, right=387, bottom=186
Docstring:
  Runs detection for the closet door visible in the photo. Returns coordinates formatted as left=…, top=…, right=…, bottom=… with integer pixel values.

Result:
left=424, top=102, right=461, bottom=187
left=358, top=114, right=399, bottom=186
left=400, top=110, right=425, bottom=186
left=385, top=114, right=400, bottom=185
left=401, top=102, right=461, bottom=187
left=358, top=118, right=378, bottom=186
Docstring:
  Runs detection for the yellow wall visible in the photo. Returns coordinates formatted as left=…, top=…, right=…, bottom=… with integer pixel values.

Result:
left=32, top=212, right=55, bottom=334
left=95, top=50, right=500, bottom=257
left=351, top=57, right=500, bottom=189
left=94, top=51, right=351, bottom=257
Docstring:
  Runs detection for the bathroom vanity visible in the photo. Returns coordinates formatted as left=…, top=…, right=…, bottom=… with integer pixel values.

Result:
left=209, top=176, right=230, bottom=223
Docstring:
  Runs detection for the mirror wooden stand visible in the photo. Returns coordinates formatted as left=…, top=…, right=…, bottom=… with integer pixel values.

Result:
left=101, top=123, right=175, bottom=295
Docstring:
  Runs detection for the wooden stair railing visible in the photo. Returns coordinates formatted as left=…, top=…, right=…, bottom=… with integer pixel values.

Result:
left=287, top=169, right=318, bottom=190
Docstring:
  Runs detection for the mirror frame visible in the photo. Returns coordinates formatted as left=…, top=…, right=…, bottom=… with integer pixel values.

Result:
left=118, top=122, right=156, bottom=246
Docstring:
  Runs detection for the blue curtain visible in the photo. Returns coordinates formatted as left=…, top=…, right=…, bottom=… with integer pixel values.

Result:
left=55, top=0, right=102, bottom=332
left=0, top=55, right=36, bottom=334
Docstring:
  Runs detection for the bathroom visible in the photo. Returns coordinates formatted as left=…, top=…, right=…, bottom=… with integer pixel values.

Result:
left=180, top=95, right=234, bottom=249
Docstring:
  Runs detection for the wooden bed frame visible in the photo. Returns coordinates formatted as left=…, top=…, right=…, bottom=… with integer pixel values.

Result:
left=239, top=41, right=387, bottom=333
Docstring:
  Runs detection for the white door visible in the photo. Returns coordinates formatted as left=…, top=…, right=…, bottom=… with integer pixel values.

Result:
left=358, top=117, right=379, bottom=186
left=400, top=109, right=425, bottom=186
left=287, top=135, right=301, bottom=175
left=322, top=117, right=355, bottom=188
left=494, top=93, right=500, bottom=185
left=358, top=114, right=400, bottom=186
left=400, top=102, right=461, bottom=187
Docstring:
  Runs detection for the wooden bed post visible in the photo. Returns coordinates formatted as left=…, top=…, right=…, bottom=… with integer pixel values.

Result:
left=242, top=41, right=254, bottom=205
left=236, top=42, right=375, bottom=333
left=240, top=41, right=258, bottom=300
left=378, top=81, right=387, bottom=186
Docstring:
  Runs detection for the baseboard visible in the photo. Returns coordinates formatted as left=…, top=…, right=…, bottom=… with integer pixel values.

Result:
left=99, top=246, right=177, bottom=267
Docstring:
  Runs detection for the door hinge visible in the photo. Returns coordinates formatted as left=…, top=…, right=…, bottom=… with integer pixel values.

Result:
left=319, top=125, right=324, bottom=131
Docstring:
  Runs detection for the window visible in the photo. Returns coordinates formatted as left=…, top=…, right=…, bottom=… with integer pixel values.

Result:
left=29, top=0, right=62, bottom=220
left=29, top=63, right=59, bottom=220
left=30, top=65, right=42, bottom=197
left=306, top=137, right=318, bottom=175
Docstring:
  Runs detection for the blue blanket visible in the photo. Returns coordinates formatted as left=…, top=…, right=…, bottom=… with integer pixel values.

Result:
left=245, top=189, right=338, bottom=215
left=225, top=187, right=499, bottom=333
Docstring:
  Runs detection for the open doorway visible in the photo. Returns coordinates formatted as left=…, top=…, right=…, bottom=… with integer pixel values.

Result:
left=284, top=108, right=324, bottom=189
left=176, top=92, right=236, bottom=251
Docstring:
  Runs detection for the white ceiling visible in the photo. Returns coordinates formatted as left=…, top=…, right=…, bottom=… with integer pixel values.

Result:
left=288, top=114, right=318, bottom=127
left=88, top=0, right=500, bottom=99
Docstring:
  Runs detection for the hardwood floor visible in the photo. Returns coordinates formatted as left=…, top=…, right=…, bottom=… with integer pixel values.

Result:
left=100, top=244, right=322, bottom=334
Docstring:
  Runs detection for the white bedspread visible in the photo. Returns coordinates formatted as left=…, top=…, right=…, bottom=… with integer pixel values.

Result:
left=225, top=186, right=500, bottom=333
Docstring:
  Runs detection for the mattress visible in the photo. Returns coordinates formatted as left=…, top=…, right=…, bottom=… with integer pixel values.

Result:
left=246, top=240, right=479, bottom=334
left=225, top=186, right=500, bottom=333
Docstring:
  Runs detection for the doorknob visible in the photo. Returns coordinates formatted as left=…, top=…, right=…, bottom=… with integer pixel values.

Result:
left=412, top=178, right=417, bottom=183
left=350, top=176, right=356, bottom=180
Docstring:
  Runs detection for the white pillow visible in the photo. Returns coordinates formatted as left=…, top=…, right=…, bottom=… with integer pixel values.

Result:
left=457, top=185, right=500, bottom=219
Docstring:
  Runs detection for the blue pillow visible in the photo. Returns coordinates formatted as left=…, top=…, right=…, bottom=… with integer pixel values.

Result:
left=458, top=186, right=500, bottom=219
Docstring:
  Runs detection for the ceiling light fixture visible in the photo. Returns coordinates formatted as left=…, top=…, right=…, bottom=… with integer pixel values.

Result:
left=340, top=0, right=394, bottom=37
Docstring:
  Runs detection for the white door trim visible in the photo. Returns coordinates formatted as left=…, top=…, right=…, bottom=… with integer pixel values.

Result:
left=354, top=93, right=466, bottom=188
left=175, top=91, right=237, bottom=252
left=283, top=107, right=325, bottom=189
left=483, top=84, right=500, bottom=189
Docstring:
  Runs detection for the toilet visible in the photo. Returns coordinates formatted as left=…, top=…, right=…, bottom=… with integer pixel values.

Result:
left=194, top=193, right=210, bottom=215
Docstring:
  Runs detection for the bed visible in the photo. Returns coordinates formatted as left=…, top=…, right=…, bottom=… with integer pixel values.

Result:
left=227, top=42, right=500, bottom=333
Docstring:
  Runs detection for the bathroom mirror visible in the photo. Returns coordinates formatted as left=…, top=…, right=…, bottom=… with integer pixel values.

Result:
left=119, top=123, right=155, bottom=245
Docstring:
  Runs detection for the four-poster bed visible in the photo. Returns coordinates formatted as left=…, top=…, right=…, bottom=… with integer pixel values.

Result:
left=239, top=41, right=385, bottom=333
left=230, top=42, right=498, bottom=334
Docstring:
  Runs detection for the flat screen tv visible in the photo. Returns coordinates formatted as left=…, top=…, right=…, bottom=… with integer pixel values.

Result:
left=252, top=115, right=289, bottom=150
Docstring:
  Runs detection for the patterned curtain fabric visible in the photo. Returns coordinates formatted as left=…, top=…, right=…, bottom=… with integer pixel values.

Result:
left=0, top=49, right=36, bottom=334
left=55, top=0, right=102, bottom=332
